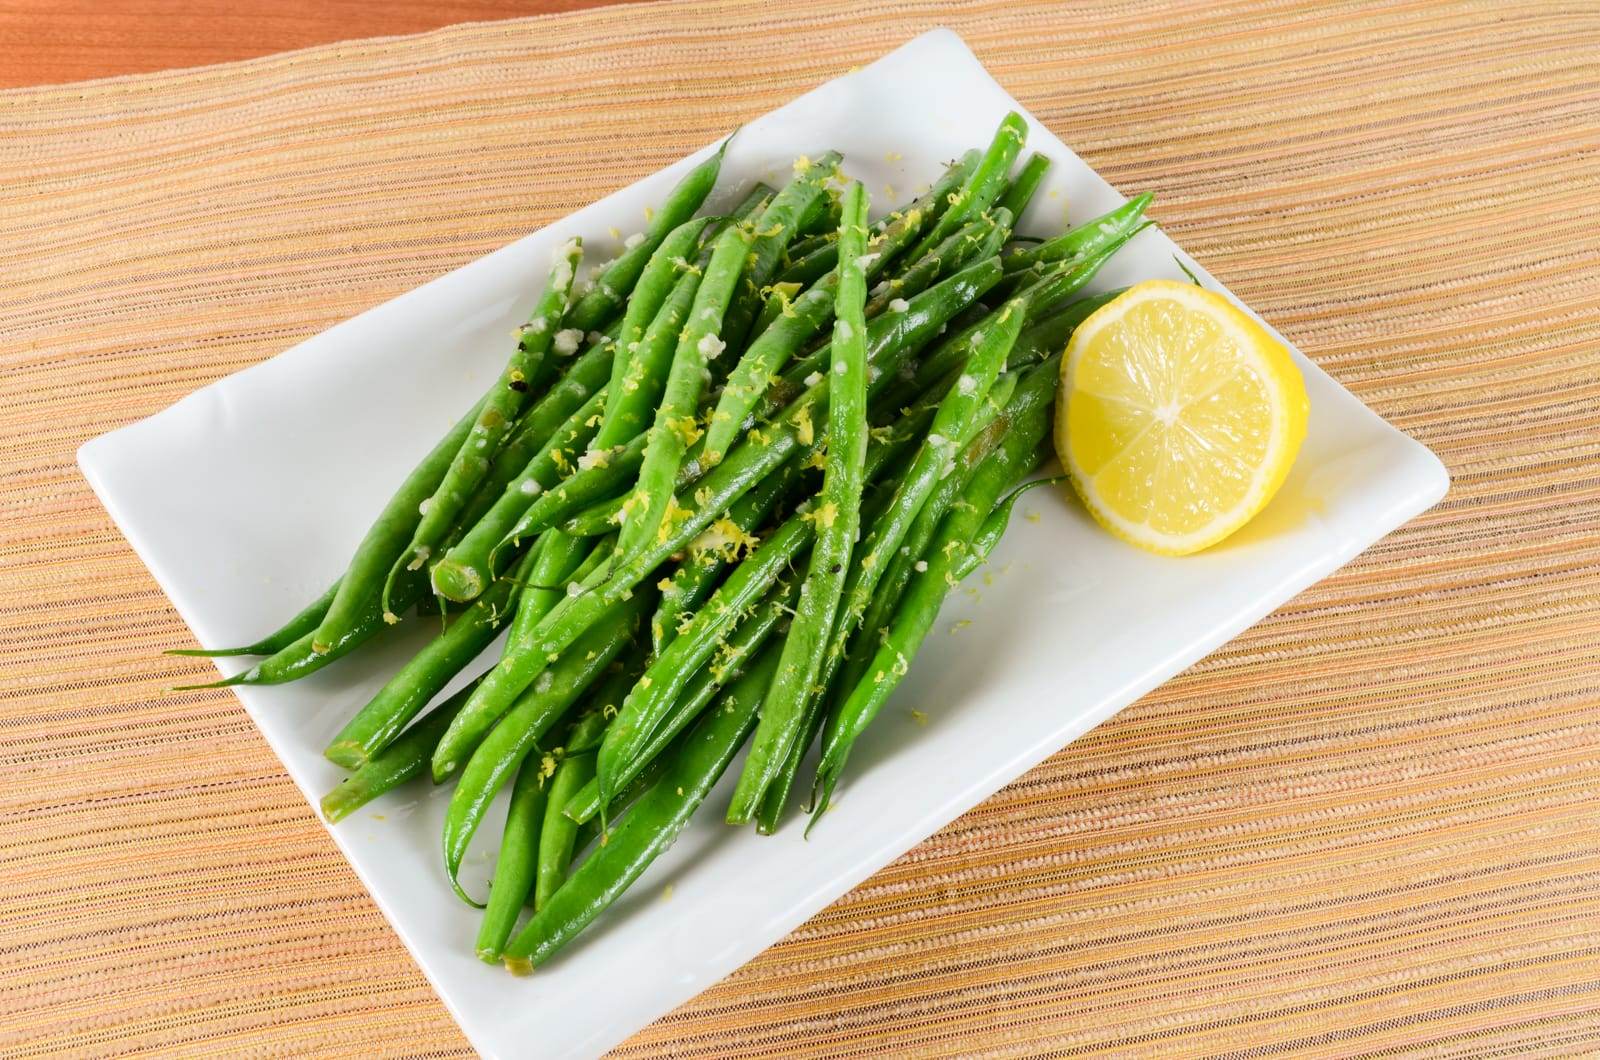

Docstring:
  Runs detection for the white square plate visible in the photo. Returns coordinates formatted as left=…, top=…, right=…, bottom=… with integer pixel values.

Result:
left=78, top=29, right=1447, bottom=1059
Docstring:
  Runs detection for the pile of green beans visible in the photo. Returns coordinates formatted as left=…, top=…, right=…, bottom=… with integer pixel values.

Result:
left=172, top=115, right=1154, bottom=972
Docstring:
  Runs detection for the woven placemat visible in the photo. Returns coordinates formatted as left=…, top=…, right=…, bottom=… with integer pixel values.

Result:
left=4, top=0, right=1598, bottom=1055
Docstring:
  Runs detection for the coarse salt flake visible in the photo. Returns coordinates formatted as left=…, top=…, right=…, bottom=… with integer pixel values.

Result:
left=698, top=333, right=726, bottom=360
left=958, top=374, right=978, bottom=395
left=888, top=298, right=910, bottom=313
left=519, top=479, right=543, bottom=496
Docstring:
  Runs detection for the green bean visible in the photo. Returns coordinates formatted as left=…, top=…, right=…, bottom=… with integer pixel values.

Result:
left=493, top=429, right=647, bottom=568
left=556, top=495, right=625, bottom=538
left=618, top=222, right=752, bottom=558
left=383, top=238, right=585, bottom=612
left=563, top=136, right=730, bottom=332
left=998, top=221, right=1150, bottom=308
left=174, top=569, right=426, bottom=690
left=727, top=182, right=872, bottom=823
left=812, top=356, right=1062, bottom=822
left=996, top=152, right=1050, bottom=219
left=570, top=754, right=667, bottom=850
left=1004, top=225, right=1154, bottom=310
left=1005, top=290, right=1122, bottom=372
left=597, top=507, right=811, bottom=813
left=794, top=186, right=842, bottom=238
left=775, top=241, right=841, bottom=286
left=594, top=261, right=704, bottom=457
left=501, top=644, right=776, bottom=972
left=598, top=408, right=934, bottom=819
left=721, top=183, right=777, bottom=228
left=566, top=579, right=795, bottom=826
left=753, top=371, right=1019, bottom=832
left=705, top=191, right=970, bottom=464
left=957, top=476, right=1061, bottom=580
left=782, top=230, right=836, bottom=269
left=864, top=208, right=1008, bottom=318
left=310, top=396, right=486, bottom=653
left=168, top=578, right=339, bottom=657
left=718, top=152, right=843, bottom=352
left=431, top=384, right=606, bottom=600
left=553, top=422, right=791, bottom=540
left=564, top=531, right=619, bottom=587
left=474, top=746, right=548, bottom=962
left=903, top=113, right=1026, bottom=263
left=507, top=529, right=596, bottom=650
left=592, top=218, right=711, bottom=451
left=534, top=711, right=607, bottom=909
left=650, top=456, right=800, bottom=655
left=521, top=253, right=1000, bottom=559
left=309, top=302, right=611, bottom=655
left=555, top=647, right=650, bottom=835
left=1001, top=192, right=1153, bottom=274
left=319, top=677, right=478, bottom=824
left=439, top=592, right=648, bottom=903
left=325, top=548, right=532, bottom=768
left=749, top=473, right=907, bottom=835
left=702, top=284, right=834, bottom=464
left=452, top=258, right=1000, bottom=738
left=773, top=150, right=978, bottom=288
left=749, top=280, right=803, bottom=341
left=913, top=240, right=1129, bottom=390
left=431, top=534, right=615, bottom=779
left=575, top=644, right=648, bottom=725
left=835, top=297, right=1025, bottom=633
left=972, top=206, right=1016, bottom=262
left=745, top=255, right=1004, bottom=442
left=596, top=390, right=929, bottom=816
left=835, top=403, right=1013, bottom=704
left=453, top=335, right=616, bottom=536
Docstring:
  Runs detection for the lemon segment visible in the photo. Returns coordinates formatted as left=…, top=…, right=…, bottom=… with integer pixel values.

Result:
left=1057, top=280, right=1308, bottom=555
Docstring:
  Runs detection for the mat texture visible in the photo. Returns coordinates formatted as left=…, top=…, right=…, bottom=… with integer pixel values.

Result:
left=4, top=0, right=1599, bottom=1056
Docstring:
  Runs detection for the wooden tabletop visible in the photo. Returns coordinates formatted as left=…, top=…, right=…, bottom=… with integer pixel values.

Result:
left=0, top=0, right=628, bottom=87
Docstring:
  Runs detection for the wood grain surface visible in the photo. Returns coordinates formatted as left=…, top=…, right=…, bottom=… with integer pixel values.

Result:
left=3, top=1, right=1599, bottom=1056
left=0, top=0, right=628, bottom=87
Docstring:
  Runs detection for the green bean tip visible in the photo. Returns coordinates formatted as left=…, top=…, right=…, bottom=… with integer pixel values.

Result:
left=323, top=741, right=368, bottom=770
left=170, top=673, right=244, bottom=691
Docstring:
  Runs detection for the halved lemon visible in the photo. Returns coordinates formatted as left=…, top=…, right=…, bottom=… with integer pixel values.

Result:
left=1058, top=280, right=1308, bottom=555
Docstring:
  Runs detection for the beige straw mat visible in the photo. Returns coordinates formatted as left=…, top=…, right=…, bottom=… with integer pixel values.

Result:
left=4, top=0, right=1599, bottom=1055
